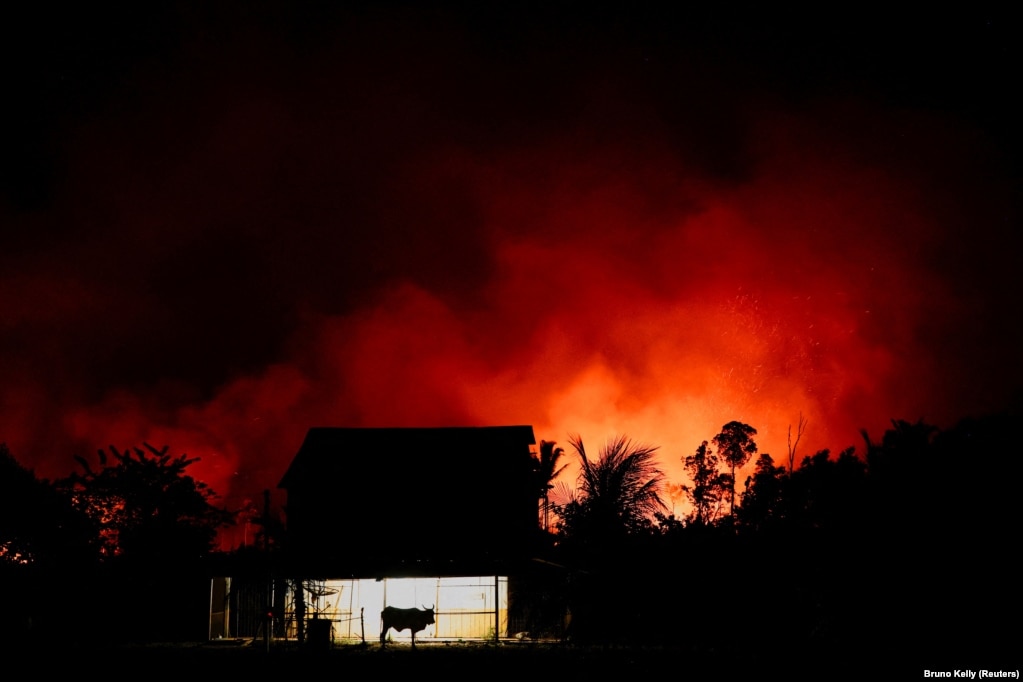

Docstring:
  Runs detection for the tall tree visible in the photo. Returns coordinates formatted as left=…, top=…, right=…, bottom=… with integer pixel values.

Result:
left=712, top=421, right=758, bottom=519
left=533, top=440, right=568, bottom=533
left=681, top=440, right=732, bottom=527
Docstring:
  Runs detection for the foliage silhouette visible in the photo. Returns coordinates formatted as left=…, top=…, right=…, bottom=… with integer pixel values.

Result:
left=712, top=421, right=758, bottom=518
left=681, top=440, right=732, bottom=527
left=0, top=444, right=96, bottom=641
left=58, top=443, right=234, bottom=641
left=61, top=443, right=232, bottom=563
left=4, top=411, right=1018, bottom=653
left=558, top=434, right=666, bottom=542
left=552, top=434, right=668, bottom=644
left=735, top=452, right=786, bottom=533
left=1, top=443, right=94, bottom=568
left=784, top=447, right=866, bottom=534
left=533, top=440, right=568, bottom=533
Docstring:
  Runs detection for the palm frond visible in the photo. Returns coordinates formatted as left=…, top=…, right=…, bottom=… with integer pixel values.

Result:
left=568, top=433, right=666, bottom=528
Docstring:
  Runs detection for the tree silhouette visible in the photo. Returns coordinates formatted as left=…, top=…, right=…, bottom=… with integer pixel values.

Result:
left=681, top=440, right=732, bottom=527
left=61, top=443, right=232, bottom=562
left=58, top=443, right=233, bottom=641
left=1, top=443, right=94, bottom=568
left=712, top=421, right=758, bottom=519
left=553, top=435, right=667, bottom=645
left=794, top=447, right=866, bottom=533
left=787, top=412, right=808, bottom=474
left=533, top=440, right=568, bottom=533
left=736, top=452, right=786, bottom=532
left=559, top=434, right=666, bottom=540
left=1, top=444, right=96, bottom=641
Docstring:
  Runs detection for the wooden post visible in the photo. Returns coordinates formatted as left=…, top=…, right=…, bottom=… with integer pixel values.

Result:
left=208, top=578, right=214, bottom=641
left=263, top=489, right=272, bottom=653
left=295, top=579, right=306, bottom=644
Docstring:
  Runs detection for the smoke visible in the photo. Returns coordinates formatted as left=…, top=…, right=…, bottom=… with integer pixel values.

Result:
left=1, top=6, right=1019, bottom=529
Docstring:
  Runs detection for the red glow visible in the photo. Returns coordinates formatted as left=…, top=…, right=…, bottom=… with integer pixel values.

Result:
left=0, top=10, right=1018, bottom=537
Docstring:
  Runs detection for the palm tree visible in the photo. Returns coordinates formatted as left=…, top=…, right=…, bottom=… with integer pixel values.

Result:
left=535, top=440, right=568, bottom=533
left=563, top=434, right=666, bottom=536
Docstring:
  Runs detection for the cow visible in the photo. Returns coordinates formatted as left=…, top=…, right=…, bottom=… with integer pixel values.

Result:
left=380, top=605, right=435, bottom=649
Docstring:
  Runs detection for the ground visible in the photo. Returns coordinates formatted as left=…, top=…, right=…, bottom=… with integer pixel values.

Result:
left=4, top=638, right=952, bottom=679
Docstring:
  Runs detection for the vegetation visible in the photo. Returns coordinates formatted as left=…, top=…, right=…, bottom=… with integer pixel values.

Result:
left=60, top=443, right=232, bottom=562
left=532, top=440, right=568, bottom=533
left=0, top=444, right=94, bottom=568
left=2, top=442, right=232, bottom=643
left=1, top=411, right=1019, bottom=661
left=545, top=413, right=1020, bottom=657
left=711, top=421, right=758, bottom=518
left=557, top=434, right=666, bottom=541
left=680, top=440, right=731, bottom=527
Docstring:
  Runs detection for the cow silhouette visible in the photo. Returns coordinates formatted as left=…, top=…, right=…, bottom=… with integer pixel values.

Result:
left=380, top=605, right=435, bottom=649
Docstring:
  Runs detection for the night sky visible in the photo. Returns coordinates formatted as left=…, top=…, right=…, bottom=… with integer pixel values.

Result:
left=2, top=4, right=1021, bottom=530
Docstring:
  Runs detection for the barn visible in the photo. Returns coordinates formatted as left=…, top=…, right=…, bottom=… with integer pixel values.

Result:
left=210, top=425, right=564, bottom=644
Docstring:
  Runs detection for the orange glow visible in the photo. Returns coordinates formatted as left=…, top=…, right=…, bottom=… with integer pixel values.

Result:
left=1, top=83, right=1017, bottom=527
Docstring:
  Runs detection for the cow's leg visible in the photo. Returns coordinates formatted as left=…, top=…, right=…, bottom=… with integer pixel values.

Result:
left=411, top=631, right=416, bottom=650
left=380, top=625, right=387, bottom=646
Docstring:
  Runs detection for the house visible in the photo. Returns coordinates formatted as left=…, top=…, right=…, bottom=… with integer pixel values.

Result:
left=211, top=425, right=564, bottom=644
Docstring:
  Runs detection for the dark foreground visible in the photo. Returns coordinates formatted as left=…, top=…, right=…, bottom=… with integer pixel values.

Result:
left=5, top=639, right=1012, bottom=680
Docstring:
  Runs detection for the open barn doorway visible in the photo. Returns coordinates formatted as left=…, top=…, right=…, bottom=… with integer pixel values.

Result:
left=284, top=576, right=508, bottom=644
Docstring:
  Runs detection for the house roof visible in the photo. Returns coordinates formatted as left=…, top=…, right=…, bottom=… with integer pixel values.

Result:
left=276, top=425, right=541, bottom=577
left=278, top=425, right=536, bottom=491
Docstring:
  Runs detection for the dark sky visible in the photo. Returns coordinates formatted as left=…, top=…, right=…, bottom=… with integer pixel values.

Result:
left=2, top=4, right=1021, bottom=530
